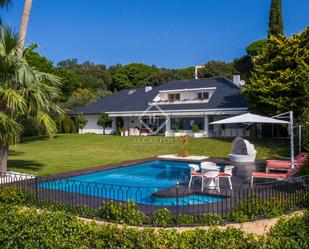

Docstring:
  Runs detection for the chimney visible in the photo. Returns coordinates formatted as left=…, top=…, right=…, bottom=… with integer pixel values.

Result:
left=145, top=85, right=152, bottom=92
left=195, top=65, right=205, bottom=79
left=233, top=72, right=241, bottom=87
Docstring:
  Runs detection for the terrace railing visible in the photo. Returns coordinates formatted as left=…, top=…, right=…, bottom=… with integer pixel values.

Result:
left=0, top=172, right=308, bottom=226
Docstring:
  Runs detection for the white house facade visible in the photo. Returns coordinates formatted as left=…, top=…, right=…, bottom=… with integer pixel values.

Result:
left=73, top=76, right=249, bottom=137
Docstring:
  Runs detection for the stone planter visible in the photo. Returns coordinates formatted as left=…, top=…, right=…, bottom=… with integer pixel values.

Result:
left=193, top=132, right=204, bottom=138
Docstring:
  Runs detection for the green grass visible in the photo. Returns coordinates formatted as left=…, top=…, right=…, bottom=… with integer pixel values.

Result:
left=8, top=134, right=290, bottom=176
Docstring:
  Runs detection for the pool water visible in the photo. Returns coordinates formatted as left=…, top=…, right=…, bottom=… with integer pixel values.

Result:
left=39, top=160, right=224, bottom=206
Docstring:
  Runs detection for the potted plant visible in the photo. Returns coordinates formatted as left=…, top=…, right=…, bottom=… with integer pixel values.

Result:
left=191, top=123, right=201, bottom=138
left=172, top=123, right=180, bottom=136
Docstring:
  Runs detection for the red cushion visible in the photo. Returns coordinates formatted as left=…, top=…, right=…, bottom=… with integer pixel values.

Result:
left=267, top=163, right=292, bottom=170
left=266, top=159, right=291, bottom=164
left=191, top=172, right=203, bottom=176
left=266, top=153, right=307, bottom=167
left=219, top=172, right=231, bottom=177
left=252, top=172, right=288, bottom=178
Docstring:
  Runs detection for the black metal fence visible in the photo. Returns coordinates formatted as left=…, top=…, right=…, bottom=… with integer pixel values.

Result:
left=0, top=172, right=308, bottom=226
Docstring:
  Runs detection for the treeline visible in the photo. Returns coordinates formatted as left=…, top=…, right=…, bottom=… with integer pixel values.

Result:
left=25, top=51, right=251, bottom=113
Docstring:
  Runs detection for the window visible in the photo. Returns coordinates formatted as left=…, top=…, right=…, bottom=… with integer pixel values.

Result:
left=168, top=93, right=180, bottom=102
left=171, top=118, right=204, bottom=130
left=197, top=92, right=209, bottom=100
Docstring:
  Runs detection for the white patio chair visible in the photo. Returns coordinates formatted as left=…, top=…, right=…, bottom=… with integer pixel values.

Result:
left=200, top=161, right=220, bottom=171
left=218, top=165, right=234, bottom=190
left=188, top=164, right=203, bottom=188
left=201, top=168, right=220, bottom=192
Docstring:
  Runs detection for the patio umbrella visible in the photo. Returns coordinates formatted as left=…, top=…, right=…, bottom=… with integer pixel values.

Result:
left=210, top=113, right=289, bottom=125
left=210, top=112, right=295, bottom=168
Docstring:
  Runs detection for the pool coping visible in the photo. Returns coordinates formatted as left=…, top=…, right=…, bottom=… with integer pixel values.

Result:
left=45, top=157, right=158, bottom=179
left=43, top=156, right=230, bottom=180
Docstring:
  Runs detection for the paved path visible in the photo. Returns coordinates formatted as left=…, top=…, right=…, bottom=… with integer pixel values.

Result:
left=79, top=210, right=304, bottom=236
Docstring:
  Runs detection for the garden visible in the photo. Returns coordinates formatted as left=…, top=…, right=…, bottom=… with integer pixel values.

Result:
left=8, top=134, right=290, bottom=176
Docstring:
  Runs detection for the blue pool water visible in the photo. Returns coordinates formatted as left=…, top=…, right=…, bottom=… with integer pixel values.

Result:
left=39, top=160, right=224, bottom=206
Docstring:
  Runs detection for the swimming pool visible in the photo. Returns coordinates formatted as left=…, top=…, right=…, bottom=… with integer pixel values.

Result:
left=39, top=160, right=224, bottom=206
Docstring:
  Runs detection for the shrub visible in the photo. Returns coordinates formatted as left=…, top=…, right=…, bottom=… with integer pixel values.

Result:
left=75, top=113, right=88, bottom=132
left=172, top=123, right=180, bottom=132
left=196, top=214, right=224, bottom=225
left=151, top=208, right=175, bottom=227
left=191, top=123, right=200, bottom=133
left=62, top=115, right=76, bottom=133
left=228, top=195, right=284, bottom=222
left=178, top=214, right=224, bottom=226
left=178, top=214, right=196, bottom=225
left=266, top=213, right=309, bottom=249
left=0, top=204, right=91, bottom=249
left=40, top=201, right=99, bottom=218
left=98, top=201, right=147, bottom=226
left=304, top=209, right=309, bottom=234
left=0, top=187, right=32, bottom=205
left=299, top=154, right=309, bottom=176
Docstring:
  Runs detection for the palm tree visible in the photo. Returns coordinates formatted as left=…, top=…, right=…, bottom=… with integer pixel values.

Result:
left=0, top=0, right=11, bottom=8
left=17, top=0, right=32, bottom=58
left=0, top=0, right=12, bottom=25
left=0, top=26, right=62, bottom=172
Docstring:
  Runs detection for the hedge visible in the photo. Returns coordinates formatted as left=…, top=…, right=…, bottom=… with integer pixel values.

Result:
left=0, top=203, right=308, bottom=249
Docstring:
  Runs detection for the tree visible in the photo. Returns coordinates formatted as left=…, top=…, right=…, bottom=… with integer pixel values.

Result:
left=92, top=89, right=112, bottom=101
left=58, top=59, right=111, bottom=91
left=233, top=56, right=252, bottom=81
left=268, top=0, right=284, bottom=37
left=0, top=0, right=11, bottom=7
left=246, top=39, right=268, bottom=57
left=25, top=51, right=80, bottom=100
left=200, top=61, right=235, bottom=79
left=61, top=88, right=95, bottom=112
left=75, top=114, right=88, bottom=133
left=243, top=26, right=309, bottom=120
left=97, top=112, right=112, bottom=135
left=0, top=0, right=12, bottom=24
left=17, top=0, right=33, bottom=58
left=0, top=27, right=63, bottom=172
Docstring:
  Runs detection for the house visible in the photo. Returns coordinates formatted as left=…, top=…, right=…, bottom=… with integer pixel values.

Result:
left=72, top=74, right=249, bottom=137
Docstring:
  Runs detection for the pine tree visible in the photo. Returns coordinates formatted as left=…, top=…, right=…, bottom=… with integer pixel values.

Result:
left=268, top=0, right=284, bottom=37
left=243, top=26, right=309, bottom=120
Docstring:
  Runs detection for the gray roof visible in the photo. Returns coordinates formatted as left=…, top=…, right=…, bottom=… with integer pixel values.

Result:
left=72, top=77, right=247, bottom=115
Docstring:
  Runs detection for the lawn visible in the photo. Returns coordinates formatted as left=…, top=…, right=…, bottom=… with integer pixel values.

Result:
left=8, top=134, right=290, bottom=176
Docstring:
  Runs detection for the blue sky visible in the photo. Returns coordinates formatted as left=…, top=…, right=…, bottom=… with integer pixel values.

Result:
left=1, top=0, right=308, bottom=68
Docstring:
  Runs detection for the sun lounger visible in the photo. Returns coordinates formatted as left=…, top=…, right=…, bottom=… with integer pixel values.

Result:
left=266, top=153, right=307, bottom=172
left=251, top=165, right=300, bottom=187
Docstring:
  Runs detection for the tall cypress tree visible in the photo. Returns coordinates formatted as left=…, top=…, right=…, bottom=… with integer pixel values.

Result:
left=268, top=0, right=284, bottom=37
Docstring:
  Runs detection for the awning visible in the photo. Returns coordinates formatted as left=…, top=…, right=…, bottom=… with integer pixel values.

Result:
left=210, top=113, right=289, bottom=125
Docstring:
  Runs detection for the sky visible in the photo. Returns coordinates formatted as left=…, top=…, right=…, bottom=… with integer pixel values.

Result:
left=1, top=0, right=309, bottom=68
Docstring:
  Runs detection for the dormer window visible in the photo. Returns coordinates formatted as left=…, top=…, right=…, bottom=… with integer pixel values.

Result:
left=197, top=92, right=209, bottom=100
left=168, top=93, right=180, bottom=102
